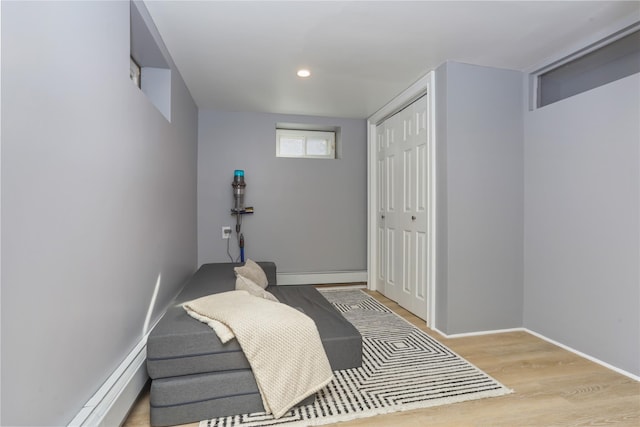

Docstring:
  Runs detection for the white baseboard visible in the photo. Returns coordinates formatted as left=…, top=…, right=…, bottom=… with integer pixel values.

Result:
left=433, top=327, right=524, bottom=339
left=434, top=326, right=640, bottom=382
left=524, top=328, right=640, bottom=382
left=318, top=284, right=367, bottom=291
left=276, top=270, right=368, bottom=285
left=68, top=334, right=150, bottom=427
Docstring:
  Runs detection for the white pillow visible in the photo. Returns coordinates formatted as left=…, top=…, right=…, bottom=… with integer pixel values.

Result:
left=234, top=259, right=268, bottom=289
left=235, top=276, right=279, bottom=303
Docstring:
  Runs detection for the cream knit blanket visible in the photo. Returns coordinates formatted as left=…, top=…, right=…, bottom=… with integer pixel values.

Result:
left=183, top=290, right=334, bottom=418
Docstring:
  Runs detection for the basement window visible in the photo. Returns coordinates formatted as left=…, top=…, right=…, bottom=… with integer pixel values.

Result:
left=276, top=128, right=336, bottom=159
left=535, top=28, right=640, bottom=108
left=130, top=0, right=172, bottom=121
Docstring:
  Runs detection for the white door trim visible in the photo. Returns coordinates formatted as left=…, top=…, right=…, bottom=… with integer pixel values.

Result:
left=367, top=72, right=436, bottom=327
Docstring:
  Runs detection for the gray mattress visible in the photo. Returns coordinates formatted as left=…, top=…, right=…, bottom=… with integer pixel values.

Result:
left=147, top=263, right=272, bottom=379
left=147, top=262, right=362, bottom=426
left=150, top=370, right=314, bottom=426
left=147, top=263, right=361, bottom=379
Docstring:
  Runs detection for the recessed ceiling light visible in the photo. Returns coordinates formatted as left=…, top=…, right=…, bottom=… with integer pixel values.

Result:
left=297, top=69, right=311, bottom=78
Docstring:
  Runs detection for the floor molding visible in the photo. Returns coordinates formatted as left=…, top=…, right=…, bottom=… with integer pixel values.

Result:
left=316, top=283, right=367, bottom=291
left=524, top=328, right=640, bottom=382
left=435, top=326, right=639, bottom=382
left=433, top=327, right=524, bottom=339
left=277, top=270, right=367, bottom=285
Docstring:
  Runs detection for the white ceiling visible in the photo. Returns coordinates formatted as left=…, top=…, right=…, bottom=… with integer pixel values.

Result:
left=144, top=1, right=639, bottom=119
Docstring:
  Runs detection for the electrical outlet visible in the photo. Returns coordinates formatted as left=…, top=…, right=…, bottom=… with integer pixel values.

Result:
left=221, top=226, right=232, bottom=239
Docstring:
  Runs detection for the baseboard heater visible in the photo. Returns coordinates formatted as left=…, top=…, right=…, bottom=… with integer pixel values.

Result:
left=68, top=334, right=150, bottom=427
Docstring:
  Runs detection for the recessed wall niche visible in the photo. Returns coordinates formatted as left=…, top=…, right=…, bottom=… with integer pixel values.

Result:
left=130, top=0, right=172, bottom=121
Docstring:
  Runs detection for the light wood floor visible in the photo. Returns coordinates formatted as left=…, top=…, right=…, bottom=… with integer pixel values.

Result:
left=124, top=290, right=640, bottom=427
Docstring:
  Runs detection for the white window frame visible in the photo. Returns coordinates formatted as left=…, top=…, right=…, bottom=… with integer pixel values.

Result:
left=529, top=22, right=640, bottom=110
left=276, top=129, right=336, bottom=159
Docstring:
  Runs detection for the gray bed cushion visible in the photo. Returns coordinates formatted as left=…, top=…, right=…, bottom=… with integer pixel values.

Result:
left=146, top=262, right=275, bottom=379
left=174, top=262, right=277, bottom=304
left=146, top=304, right=250, bottom=378
left=150, top=370, right=314, bottom=427
left=151, top=370, right=260, bottom=409
left=151, top=393, right=262, bottom=427
left=147, top=261, right=361, bottom=426
left=147, top=263, right=361, bottom=379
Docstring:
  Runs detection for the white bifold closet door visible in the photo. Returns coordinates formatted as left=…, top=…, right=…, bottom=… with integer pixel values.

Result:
left=376, top=95, right=430, bottom=321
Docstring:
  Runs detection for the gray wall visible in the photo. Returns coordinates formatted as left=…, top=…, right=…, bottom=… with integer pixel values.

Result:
left=524, top=73, right=640, bottom=376
left=1, top=1, right=198, bottom=425
left=198, top=110, right=367, bottom=273
left=435, top=62, right=524, bottom=334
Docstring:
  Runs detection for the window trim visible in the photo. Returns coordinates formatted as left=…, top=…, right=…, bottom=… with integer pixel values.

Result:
left=276, top=128, right=337, bottom=159
left=529, top=22, right=640, bottom=110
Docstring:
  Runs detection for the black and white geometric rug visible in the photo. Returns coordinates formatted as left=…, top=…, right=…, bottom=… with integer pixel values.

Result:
left=201, top=289, right=512, bottom=427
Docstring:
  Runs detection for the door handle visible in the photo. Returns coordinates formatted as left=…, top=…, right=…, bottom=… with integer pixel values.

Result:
left=381, top=215, right=385, bottom=219
left=411, top=215, right=416, bottom=221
